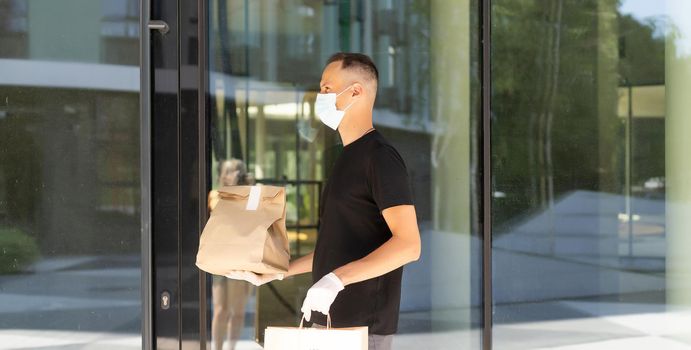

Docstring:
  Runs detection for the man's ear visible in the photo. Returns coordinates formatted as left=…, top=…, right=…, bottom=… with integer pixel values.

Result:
left=351, top=83, right=365, bottom=97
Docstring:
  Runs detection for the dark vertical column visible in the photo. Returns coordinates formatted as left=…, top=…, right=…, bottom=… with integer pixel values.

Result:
left=150, top=0, right=181, bottom=349
left=179, top=0, right=208, bottom=347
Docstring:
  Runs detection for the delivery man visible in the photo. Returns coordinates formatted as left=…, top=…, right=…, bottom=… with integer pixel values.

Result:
left=229, top=52, right=421, bottom=350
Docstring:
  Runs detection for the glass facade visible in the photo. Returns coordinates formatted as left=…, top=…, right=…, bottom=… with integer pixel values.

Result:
left=0, top=0, right=689, bottom=349
left=491, top=0, right=691, bottom=348
left=0, top=0, right=142, bottom=347
left=206, top=1, right=482, bottom=349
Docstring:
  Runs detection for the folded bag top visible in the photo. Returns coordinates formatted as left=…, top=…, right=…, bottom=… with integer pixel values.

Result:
left=217, top=185, right=284, bottom=200
left=196, top=185, right=290, bottom=275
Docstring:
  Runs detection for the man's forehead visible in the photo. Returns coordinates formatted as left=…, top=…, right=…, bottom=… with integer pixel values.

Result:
left=320, top=62, right=345, bottom=86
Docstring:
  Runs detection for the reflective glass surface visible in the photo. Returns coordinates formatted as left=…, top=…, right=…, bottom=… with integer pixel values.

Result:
left=0, top=0, right=141, bottom=348
left=206, top=1, right=482, bottom=349
left=491, top=0, right=691, bottom=348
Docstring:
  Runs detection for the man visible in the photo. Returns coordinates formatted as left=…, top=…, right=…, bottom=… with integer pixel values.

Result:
left=229, top=52, right=421, bottom=350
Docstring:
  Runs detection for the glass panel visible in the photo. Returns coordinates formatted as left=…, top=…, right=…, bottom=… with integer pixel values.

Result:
left=0, top=0, right=141, bottom=348
left=206, top=1, right=481, bottom=349
left=491, top=0, right=691, bottom=348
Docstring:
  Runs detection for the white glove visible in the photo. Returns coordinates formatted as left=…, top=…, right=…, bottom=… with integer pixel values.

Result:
left=301, top=272, right=345, bottom=322
left=224, top=270, right=284, bottom=286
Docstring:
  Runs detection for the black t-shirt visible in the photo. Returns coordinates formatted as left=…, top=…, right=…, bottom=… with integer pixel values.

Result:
left=311, top=129, right=414, bottom=335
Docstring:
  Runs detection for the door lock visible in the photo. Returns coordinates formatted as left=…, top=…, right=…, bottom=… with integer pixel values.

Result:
left=160, top=290, right=171, bottom=310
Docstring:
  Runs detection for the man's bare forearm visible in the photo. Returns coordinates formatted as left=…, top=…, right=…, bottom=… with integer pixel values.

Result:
left=286, top=252, right=314, bottom=277
left=332, top=234, right=420, bottom=286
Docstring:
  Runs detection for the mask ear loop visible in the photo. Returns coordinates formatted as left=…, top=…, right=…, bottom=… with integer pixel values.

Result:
left=341, top=99, right=357, bottom=112
left=336, top=85, right=357, bottom=111
left=335, top=85, right=354, bottom=97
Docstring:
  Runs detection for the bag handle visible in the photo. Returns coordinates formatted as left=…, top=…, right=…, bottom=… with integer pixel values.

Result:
left=299, top=313, right=331, bottom=330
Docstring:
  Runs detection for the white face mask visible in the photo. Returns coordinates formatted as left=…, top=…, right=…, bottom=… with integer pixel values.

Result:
left=315, top=86, right=356, bottom=130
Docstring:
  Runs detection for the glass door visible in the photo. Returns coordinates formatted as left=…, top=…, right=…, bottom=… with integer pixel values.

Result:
left=204, top=1, right=484, bottom=350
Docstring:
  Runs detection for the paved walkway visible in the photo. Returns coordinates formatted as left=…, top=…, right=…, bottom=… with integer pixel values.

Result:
left=2, top=306, right=690, bottom=349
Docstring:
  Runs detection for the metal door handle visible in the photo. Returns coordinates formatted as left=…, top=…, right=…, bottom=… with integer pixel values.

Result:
left=148, top=20, right=169, bottom=34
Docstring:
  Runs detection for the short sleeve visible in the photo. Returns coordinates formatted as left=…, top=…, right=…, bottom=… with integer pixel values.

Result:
left=368, top=145, right=414, bottom=211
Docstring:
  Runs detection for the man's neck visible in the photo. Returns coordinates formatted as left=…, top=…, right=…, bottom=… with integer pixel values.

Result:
left=338, top=114, right=374, bottom=147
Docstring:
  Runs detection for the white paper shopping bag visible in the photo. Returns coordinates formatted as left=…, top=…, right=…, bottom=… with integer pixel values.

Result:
left=264, top=316, right=368, bottom=350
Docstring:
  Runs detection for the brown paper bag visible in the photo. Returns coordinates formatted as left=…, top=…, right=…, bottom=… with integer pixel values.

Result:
left=196, top=185, right=289, bottom=275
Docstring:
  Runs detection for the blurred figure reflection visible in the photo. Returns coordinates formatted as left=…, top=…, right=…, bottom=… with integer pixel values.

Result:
left=209, top=159, right=254, bottom=350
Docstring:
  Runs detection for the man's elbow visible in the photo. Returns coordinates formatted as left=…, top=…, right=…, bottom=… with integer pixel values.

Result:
left=406, top=237, right=421, bottom=263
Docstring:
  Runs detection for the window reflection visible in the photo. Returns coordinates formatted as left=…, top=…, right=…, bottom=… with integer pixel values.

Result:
left=207, top=1, right=481, bottom=349
left=0, top=2, right=27, bottom=60
left=491, top=0, right=691, bottom=348
left=0, top=0, right=141, bottom=348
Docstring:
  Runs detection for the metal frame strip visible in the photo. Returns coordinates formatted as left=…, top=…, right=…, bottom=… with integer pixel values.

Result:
left=481, top=0, right=493, bottom=349
left=139, top=0, right=153, bottom=347
left=198, top=0, right=210, bottom=347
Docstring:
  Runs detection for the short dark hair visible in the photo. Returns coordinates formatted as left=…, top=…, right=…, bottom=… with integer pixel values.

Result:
left=326, top=52, right=379, bottom=83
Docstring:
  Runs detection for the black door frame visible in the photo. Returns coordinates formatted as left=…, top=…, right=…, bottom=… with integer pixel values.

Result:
left=141, top=0, right=209, bottom=348
left=141, top=0, right=492, bottom=349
